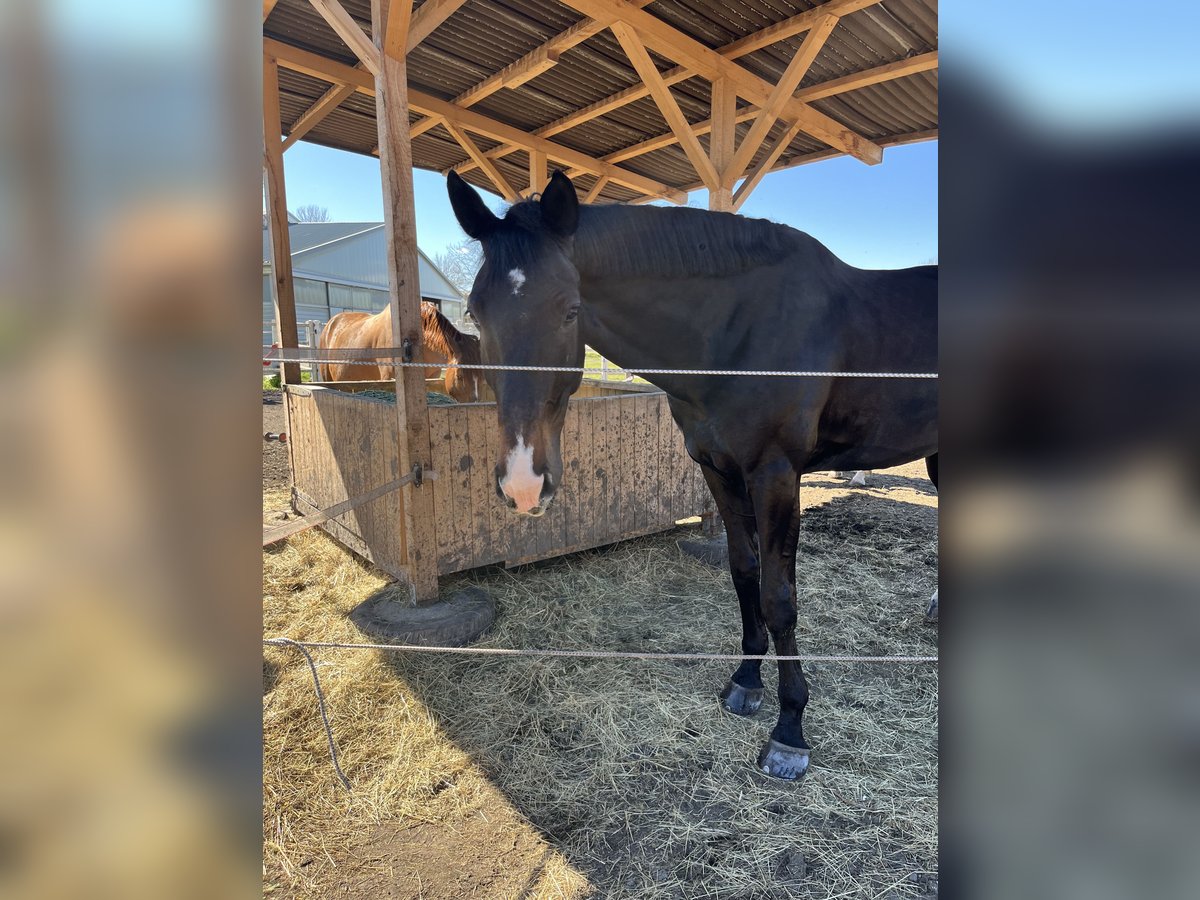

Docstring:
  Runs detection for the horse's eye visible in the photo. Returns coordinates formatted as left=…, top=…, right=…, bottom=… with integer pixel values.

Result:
left=564, top=306, right=580, bottom=324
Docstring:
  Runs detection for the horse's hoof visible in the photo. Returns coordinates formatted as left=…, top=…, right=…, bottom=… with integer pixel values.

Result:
left=757, top=739, right=811, bottom=781
left=718, top=680, right=763, bottom=717
left=925, top=589, right=939, bottom=623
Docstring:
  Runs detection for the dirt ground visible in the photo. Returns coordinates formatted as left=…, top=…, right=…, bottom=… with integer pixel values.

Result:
left=263, top=390, right=290, bottom=491
left=264, top=391, right=938, bottom=899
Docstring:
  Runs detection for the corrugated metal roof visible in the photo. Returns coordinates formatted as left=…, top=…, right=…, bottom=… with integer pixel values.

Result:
left=264, top=0, right=936, bottom=203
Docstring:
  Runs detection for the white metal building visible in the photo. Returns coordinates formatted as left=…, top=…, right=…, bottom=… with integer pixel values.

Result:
left=262, top=221, right=466, bottom=343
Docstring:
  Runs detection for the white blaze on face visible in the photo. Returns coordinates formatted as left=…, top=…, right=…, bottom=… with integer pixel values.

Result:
left=508, top=268, right=526, bottom=296
left=500, top=435, right=544, bottom=513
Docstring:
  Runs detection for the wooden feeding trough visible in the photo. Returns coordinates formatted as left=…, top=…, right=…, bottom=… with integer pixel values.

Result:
left=286, top=378, right=716, bottom=579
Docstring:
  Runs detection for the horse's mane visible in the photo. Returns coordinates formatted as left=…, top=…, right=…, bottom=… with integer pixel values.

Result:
left=501, top=200, right=812, bottom=280
left=420, top=301, right=479, bottom=362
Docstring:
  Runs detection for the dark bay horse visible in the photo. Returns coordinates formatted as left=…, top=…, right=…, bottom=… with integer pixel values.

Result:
left=318, top=301, right=484, bottom=402
left=447, top=170, right=937, bottom=780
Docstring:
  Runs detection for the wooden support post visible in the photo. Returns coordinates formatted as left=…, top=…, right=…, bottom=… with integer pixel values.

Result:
left=528, top=149, right=547, bottom=196
left=708, top=77, right=736, bottom=212
left=263, top=54, right=301, bottom=386
left=371, top=0, right=440, bottom=603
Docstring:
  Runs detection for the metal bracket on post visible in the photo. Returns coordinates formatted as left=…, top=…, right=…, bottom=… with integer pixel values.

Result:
left=401, top=336, right=414, bottom=363
left=410, top=462, right=424, bottom=488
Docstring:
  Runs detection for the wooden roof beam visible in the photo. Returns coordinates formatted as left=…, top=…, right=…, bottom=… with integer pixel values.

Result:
left=263, top=38, right=685, bottom=203
left=461, top=51, right=935, bottom=178
left=555, top=0, right=882, bottom=164
left=307, top=0, right=380, bottom=76
left=283, top=81, right=357, bottom=151
left=731, top=121, right=804, bottom=212
left=406, top=0, right=469, bottom=52
left=610, top=21, right=719, bottom=191
left=583, top=176, right=610, bottom=203
left=453, top=46, right=562, bottom=108
left=452, top=0, right=887, bottom=180
left=655, top=128, right=938, bottom=203
left=444, top=122, right=520, bottom=202
left=383, top=0, right=413, bottom=60
left=405, top=1, right=656, bottom=150
left=725, top=14, right=839, bottom=185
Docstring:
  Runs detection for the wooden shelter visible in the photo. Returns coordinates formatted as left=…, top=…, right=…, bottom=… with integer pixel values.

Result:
left=262, top=0, right=937, bottom=601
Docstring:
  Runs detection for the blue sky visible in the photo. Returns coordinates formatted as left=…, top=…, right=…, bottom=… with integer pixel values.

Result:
left=283, top=139, right=938, bottom=271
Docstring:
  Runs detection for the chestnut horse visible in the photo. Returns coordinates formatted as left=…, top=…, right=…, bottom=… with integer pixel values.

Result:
left=317, top=301, right=484, bottom=402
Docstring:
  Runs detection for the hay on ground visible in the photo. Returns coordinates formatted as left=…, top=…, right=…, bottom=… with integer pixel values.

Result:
left=263, top=463, right=938, bottom=899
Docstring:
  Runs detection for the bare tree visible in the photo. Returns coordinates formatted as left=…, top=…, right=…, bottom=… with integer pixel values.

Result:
left=432, top=241, right=483, bottom=296
left=294, top=204, right=331, bottom=223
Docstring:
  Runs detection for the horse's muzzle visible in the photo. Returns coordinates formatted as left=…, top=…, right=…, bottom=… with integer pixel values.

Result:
left=496, top=472, right=555, bottom=517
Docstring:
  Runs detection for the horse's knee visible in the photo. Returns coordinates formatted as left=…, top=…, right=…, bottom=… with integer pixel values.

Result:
left=760, top=586, right=797, bottom=634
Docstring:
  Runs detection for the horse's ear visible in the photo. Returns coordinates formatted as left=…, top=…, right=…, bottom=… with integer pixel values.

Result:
left=540, top=170, right=579, bottom=238
left=447, top=171, right=499, bottom=240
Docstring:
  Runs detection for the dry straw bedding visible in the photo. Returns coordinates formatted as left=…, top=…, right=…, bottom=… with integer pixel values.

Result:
left=263, top=466, right=938, bottom=899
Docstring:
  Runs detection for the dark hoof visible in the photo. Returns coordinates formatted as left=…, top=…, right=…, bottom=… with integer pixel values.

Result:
left=718, top=680, right=763, bottom=716
left=757, top=739, right=811, bottom=781
left=349, top=585, right=495, bottom=647
left=925, top=589, right=939, bottom=623
left=677, top=536, right=728, bottom=568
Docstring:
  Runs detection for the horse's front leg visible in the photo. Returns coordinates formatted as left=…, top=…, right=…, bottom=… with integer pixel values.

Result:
left=748, top=460, right=812, bottom=780
left=699, top=466, right=767, bottom=716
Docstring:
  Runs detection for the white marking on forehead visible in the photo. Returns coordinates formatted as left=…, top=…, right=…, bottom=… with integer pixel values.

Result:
left=508, top=268, right=526, bottom=295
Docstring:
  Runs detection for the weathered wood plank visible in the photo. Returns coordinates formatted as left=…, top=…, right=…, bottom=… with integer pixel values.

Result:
left=427, top=406, right=457, bottom=572
left=576, top=399, right=596, bottom=548
left=466, top=404, right=495, bottom=566
left=446, top=405, right=473, bottom=572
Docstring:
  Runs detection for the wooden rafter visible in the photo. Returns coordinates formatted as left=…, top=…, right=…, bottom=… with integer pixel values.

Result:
left=307, top=0, right=380, bottom=76
left=444, top=121, right=519, bottom=202
left=583, top=176, right=610, bottom=203
left=792, top=50, right=938, bottom=102
left=383, top=0, right=413, bottom=60
left=731, top=121, right=804, bottom=212
left=718, top=0, right=880, bottom=58
left=282, top=81, right=356, bottom=151
left=556, top=0, right=881, bottom=164
left=264, top=37, right=686, bottom=203
left=264, top=0, right=281, bottom=22
left=406, top=0, right=469, bottom=52
left=610, top=22, right=718, bottom=191
left=453, top=0, right=887, bottom=180
left=405, top=1, right=656, bottom=155
left=725, top=13, right=839, bottom=185
left=454, top=47, right=561, bottom=108
left=481, top=52, right=936, bottom=182
left=658, top=128, right=938, bottom=202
